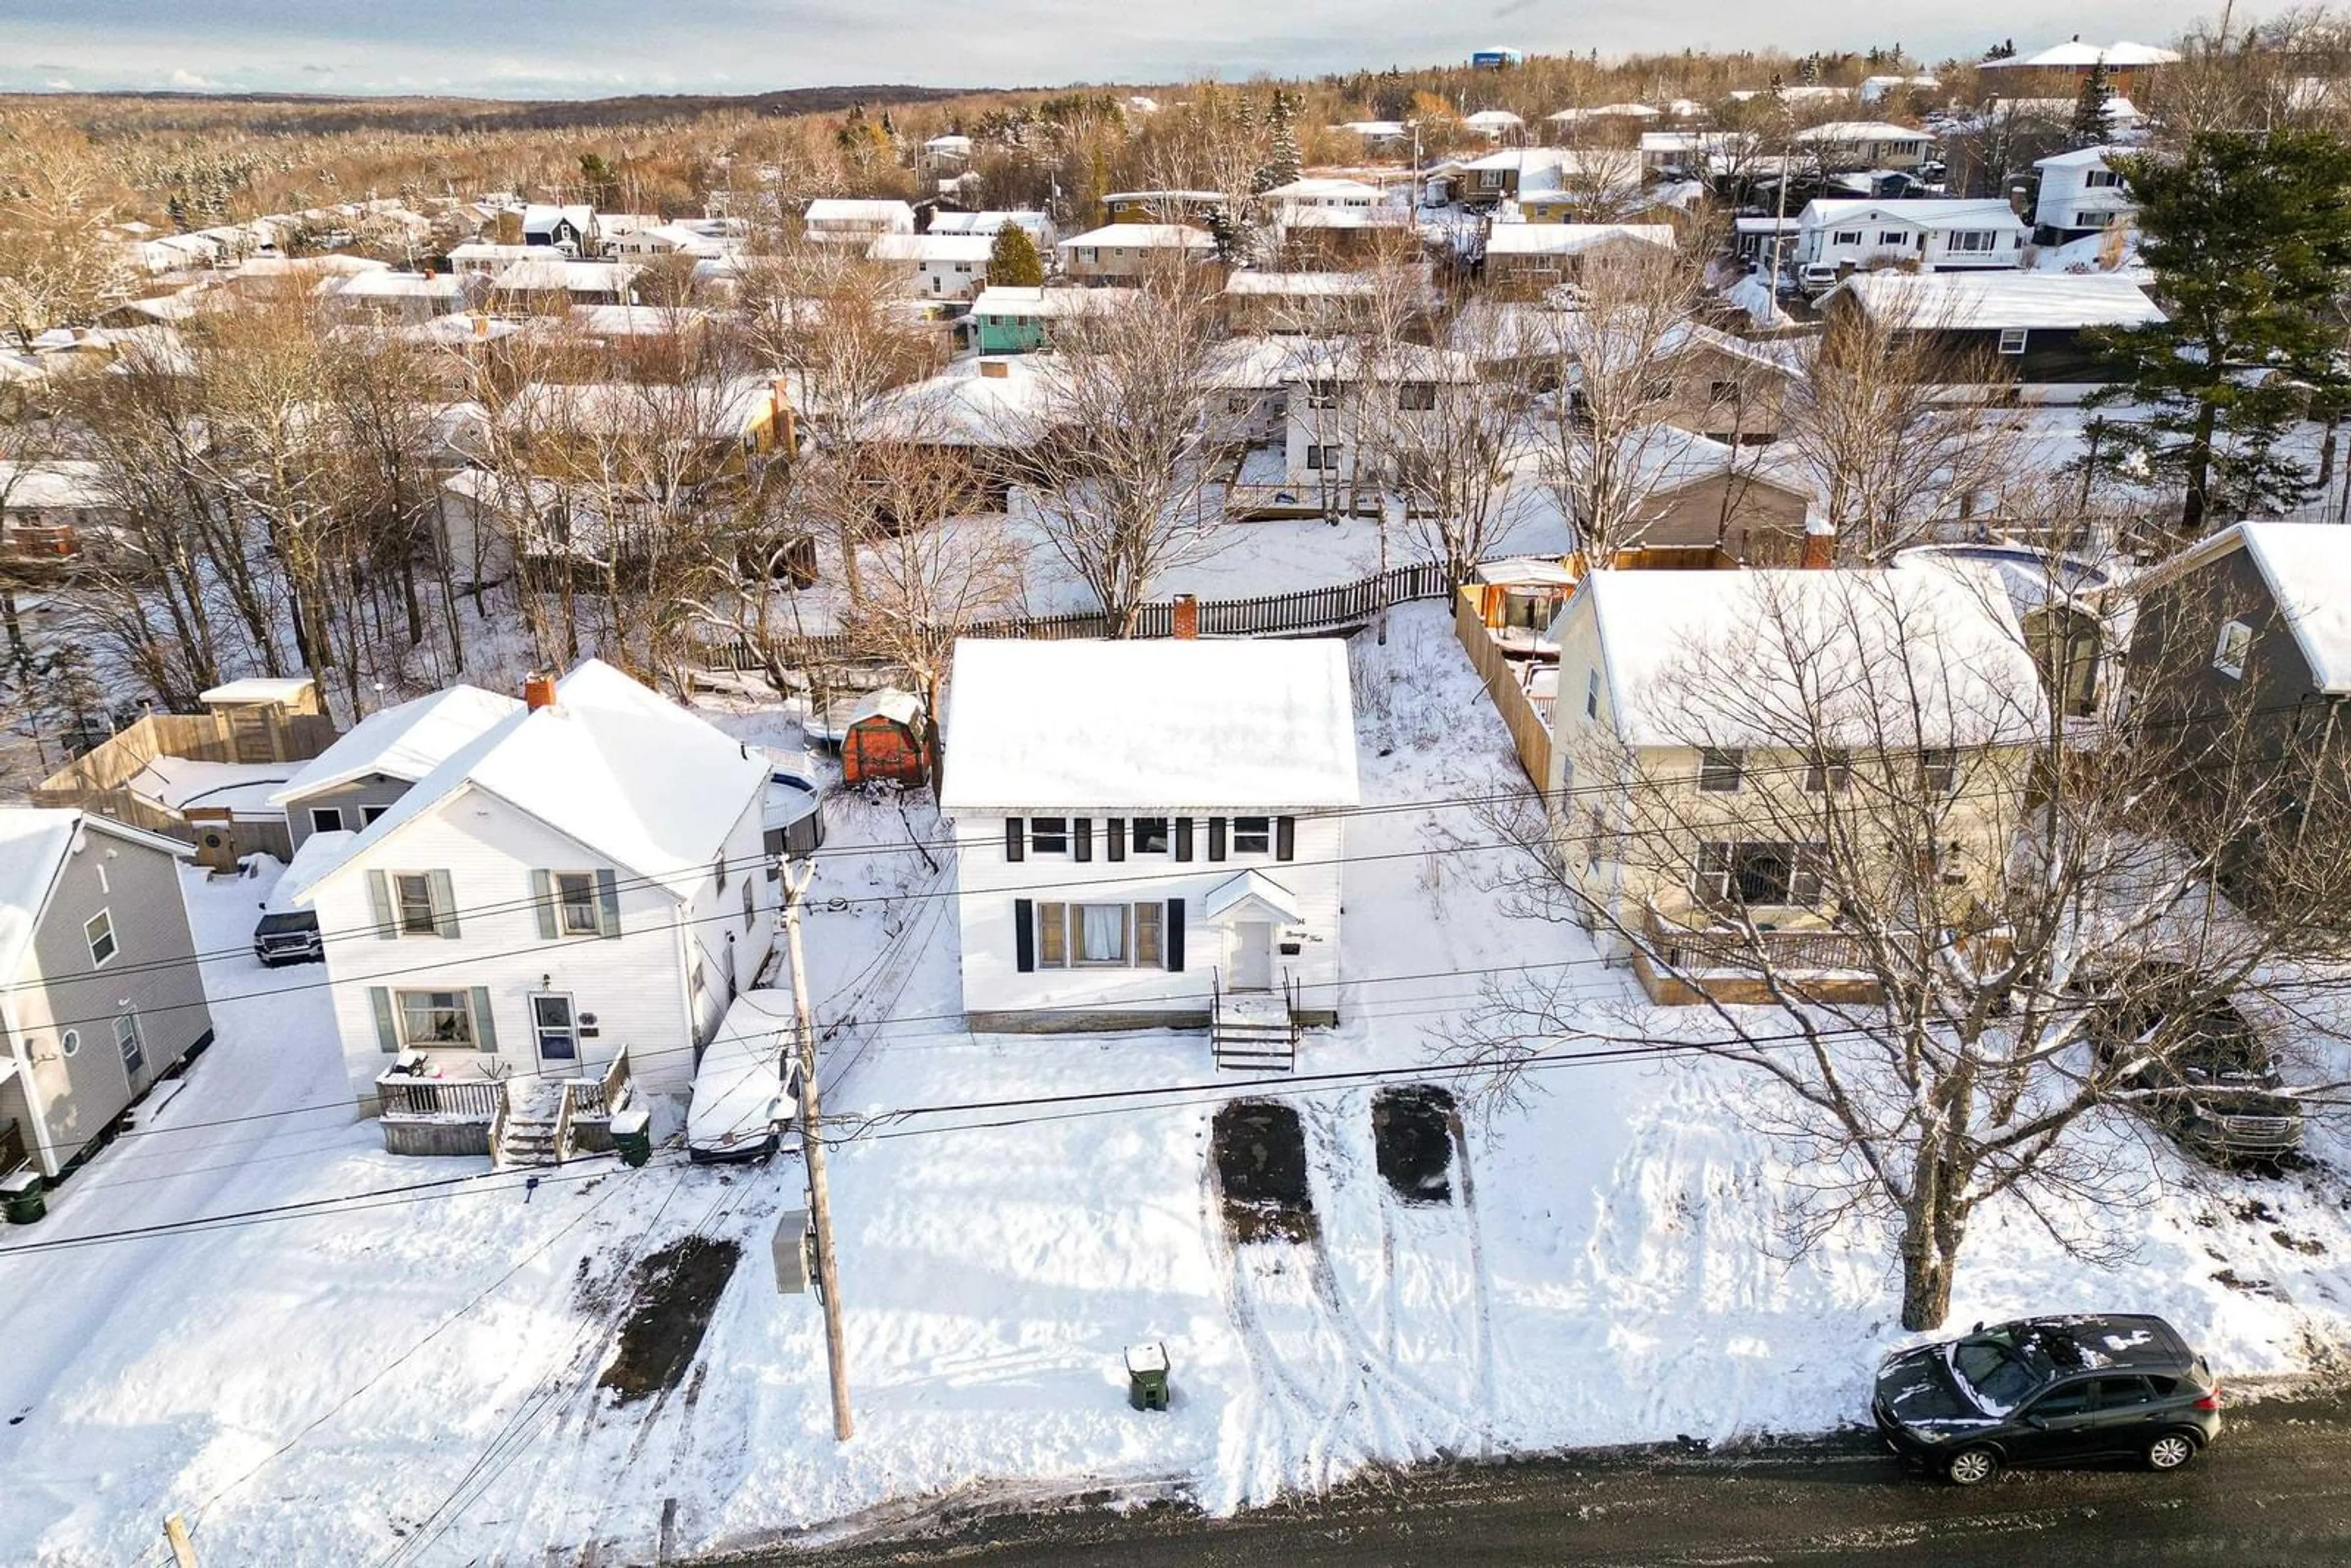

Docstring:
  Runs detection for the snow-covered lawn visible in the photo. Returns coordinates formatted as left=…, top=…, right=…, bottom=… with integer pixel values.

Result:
left=5, top=604, right=2351, bottom=1566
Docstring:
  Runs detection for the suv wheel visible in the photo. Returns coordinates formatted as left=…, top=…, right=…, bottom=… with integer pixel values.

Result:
left=1945, top=1446, right=2001, bottom=1487
left=2147, top=1433, right=2199, bottom=1472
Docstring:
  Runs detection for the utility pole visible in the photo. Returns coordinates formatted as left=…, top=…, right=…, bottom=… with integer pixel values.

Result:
left=781, top=858, right=854, bottom=1441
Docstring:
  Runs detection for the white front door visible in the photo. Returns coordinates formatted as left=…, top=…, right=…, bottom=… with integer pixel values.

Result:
left=1232, top=922, right=1273, bottom=991
left=531, top=993, right=579, bottom=1068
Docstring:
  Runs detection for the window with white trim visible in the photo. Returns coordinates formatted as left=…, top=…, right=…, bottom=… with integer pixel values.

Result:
left=85, top=909, right=117, bottom=967
left=1305, top=443, right=1343, bottom=470
left=115, top=1012, right=143, bottom=1077
left=1397, top=381, right=1438, bottom=411
left=1697, top=748, right=1744, bottom=793
left=310, top=806, right=345, bottom=834
left=1946, top=230, right=2000, bottom=253
left=1131, top=816, right=1171, bottom=853
left=1232, top=816, right=1273, bottom=854
left=1831, top=228, right=1863, bottom=246
left=1029, top=816, right=1070, bottom=853
left=2213, top=619, right=2252, bottom=679
left=394, top=872, right=439, bottom=936
left=1997, top=326, right=2028, bottom=355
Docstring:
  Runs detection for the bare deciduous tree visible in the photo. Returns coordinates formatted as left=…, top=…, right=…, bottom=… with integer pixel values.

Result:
left=1021, top=263, right=1225, bottom=633
left=1455, top=555, right=2351, bottom=1330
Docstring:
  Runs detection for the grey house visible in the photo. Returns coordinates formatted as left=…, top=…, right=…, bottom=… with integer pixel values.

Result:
left=2129, top=522, right=2351, bottom=895
left=270, top=684, right=522, bottom=857
left=0, top=808, right=215, bottom=1180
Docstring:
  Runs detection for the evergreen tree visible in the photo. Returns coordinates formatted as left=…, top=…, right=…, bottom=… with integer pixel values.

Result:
left=2071, top=61, right=2114, bottom=145
left=1253, top=90, right=1303, bottom=194
left=986, top=222, right=1045, bottom=287
left=2087, top=130, right=2351, bottom=533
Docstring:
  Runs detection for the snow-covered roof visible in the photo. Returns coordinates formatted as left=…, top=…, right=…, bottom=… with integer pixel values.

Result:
left=968, top=284, right=1138, bottom=320
left=862, top=356, right=1060, bottom=445
left=271, top=684, right=523, bottom=805
left=1485, top=222, right=1676, bottom=257
left=334, top=271, right=464, bottom=300
left=201, top=677, right=316, bottom=707
left=1793, top=121, right=1933, bottom=144
left=1987, top=40, right=2182, bottom=69
left=1463, top=109, right=1525, bottom=129
left=1057, top=223, right=1216, bottom=252
left=1799, top=198, right=2027, bottom=233
left=1569, top=566, right=2046, bottom=749
left=1826, top=271, right=2162, bottom=331
left=1340, top=121, right=1409, bottom=137
left=1259, top=178, right=1381, bottom=202
left=1223, top=270, right=1376, bottom=298
left=2160, top=523, right=2351, bottom=694
left=2034, top=145, right=2126, bottom=171
left=1547, top=102, right=1660, bottom=122
left=939, top=639, right=1361, bottom=811
left=491, top=258, right=638, bottom=294
left=0, top=809, right=192, bottom=982
left=449, top=242, right=563, bottom=263
left=0, top=460, right=111, bottom=511
left=804, top=198, right=916, bottom=225
left=286, top=659, right=768, bottom=905
left=865, top=233, right=995, bottom=263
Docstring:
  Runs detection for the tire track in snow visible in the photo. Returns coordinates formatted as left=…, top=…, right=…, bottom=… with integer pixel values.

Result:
left=1447, top=1103, right=1502, bottom=1455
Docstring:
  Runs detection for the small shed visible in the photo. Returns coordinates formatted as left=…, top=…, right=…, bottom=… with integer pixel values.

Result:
left=841, top=689, right=929, bottom=787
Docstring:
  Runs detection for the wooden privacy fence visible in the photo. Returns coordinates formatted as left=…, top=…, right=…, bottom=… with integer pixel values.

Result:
left=696, top=558, right=1463, bottom=672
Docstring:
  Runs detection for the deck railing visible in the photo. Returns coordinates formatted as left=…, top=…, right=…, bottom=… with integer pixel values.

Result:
left=377, top=1074, right=506, bottom=1121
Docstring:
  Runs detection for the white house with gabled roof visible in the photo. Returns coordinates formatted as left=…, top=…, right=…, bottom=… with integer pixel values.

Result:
left=269, top=683, right=523, bottom=855
left=2033, top=146, right=2137, bottom=242
left=1792, top=198, right=2029, bottom=290
left=285, top=661, right=774, bottom=1157
left=939, top=637, right=1360, bottom=1063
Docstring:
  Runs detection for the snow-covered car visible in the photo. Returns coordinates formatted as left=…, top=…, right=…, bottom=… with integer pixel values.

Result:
left=1872, top=1314, right=2221, bottom=1486
left=2089, top=972, right=2306, bottom=1164
left=251, top=909, right=323, bottom=966
left=688, top=989, right=802, bottom=1163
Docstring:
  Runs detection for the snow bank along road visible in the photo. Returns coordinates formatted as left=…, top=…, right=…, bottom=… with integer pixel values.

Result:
left=764, top=1382, right=2351, bottom=1567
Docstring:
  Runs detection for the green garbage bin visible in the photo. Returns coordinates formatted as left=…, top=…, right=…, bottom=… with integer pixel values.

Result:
left=610, top=1109, right=651, bottom=1169
left=2, top=1171, right=47, bottom=1225
left=1125, top=1341, right=1171, bottom=1412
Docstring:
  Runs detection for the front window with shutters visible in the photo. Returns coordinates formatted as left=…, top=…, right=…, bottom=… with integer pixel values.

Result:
left=1030, top=816, right=1070, bottom=854
left=553, top=872, right=601, bottom=936
left=1232, top=816, right=1272, bottom=854
left=396, top=989, right=476, bottom=1048
left=1131, top=816, right=1171, bottom=853
left=394, top=873, right=439, bottom=935
left=1033, top=902, right=1168, bottom=968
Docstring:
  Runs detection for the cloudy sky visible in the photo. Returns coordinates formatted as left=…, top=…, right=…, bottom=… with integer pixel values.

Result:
left=1, top=1, right=2214, bottom=99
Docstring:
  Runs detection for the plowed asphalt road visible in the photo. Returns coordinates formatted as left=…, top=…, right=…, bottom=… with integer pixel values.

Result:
left=710, top=1384, right=2351, bottom=1566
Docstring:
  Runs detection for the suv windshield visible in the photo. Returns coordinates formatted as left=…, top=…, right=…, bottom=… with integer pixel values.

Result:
left=1951, top=1338, right=2045, bottom=1409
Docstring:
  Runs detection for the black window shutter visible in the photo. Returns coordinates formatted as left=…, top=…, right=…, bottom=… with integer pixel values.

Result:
left=1166, top=898, right=1185, bottom=972
left=1106, top=819, right=1125, bottom=861
left=1275, top=816, right=1295, bottom=861
left=1174, top=817, right=1194, bottom=861
left=1208, top=816, right=1228, bottom=861
left=1014, top=898, right=1035, bottom=972
left=1005, top=817, right=1026, bottom=862
left=1074, top=817, right=1093, bottom=862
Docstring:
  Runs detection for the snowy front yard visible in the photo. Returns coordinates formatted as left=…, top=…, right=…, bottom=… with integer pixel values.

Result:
left=5, top=604, right=2351, bottom=1566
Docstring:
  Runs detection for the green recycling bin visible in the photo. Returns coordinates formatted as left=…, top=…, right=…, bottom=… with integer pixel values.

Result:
left=1125, top=1341, right=1170, bottom=1412
left=610, top=1109, right=652, bottom=1169
left=2, top=1171, right=47, bottom=1225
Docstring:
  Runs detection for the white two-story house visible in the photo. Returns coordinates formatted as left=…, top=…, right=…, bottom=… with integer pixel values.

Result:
left=939, top=637, right=1360, bottom=1067
left=286, top=660, right=773, bottom=1161
left=2032, top=146, right=2137, bottom=244
left=1791, top=199, right=2030, bottom=290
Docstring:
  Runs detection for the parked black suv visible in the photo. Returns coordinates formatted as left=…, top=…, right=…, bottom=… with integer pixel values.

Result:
left=1873, top=1314, right=2221, bottom=1485
left=2091, top=978, right=2304, bottom=1163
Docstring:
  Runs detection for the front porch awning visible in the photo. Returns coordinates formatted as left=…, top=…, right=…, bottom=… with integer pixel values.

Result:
left=1202, top=869, right=1302, bottom=926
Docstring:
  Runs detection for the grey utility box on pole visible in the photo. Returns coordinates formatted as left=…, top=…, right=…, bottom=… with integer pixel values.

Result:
left=772, top=1207, right=814, bottom=1294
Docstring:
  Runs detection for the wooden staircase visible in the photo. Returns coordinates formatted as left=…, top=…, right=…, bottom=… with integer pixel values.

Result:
left=1212, top=975, right=1300, bottom=1073
left=495, top=1079, right=569, bottom=1168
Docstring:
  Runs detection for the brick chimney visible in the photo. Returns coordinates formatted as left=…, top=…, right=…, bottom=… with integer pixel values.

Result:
left=524, top=671, right=558, bottom=710
left=1801, top=509, right=1836, bottom=570
left=1171, top=594, right=1199, bottom=639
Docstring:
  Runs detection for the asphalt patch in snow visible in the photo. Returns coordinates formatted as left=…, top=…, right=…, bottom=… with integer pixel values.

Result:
left=599, top=1236, right=743, bottom=1403
left=1213, top=1100, right=1316, bottom=1244
left=1371, top=1085, right=1457, bottom=1206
